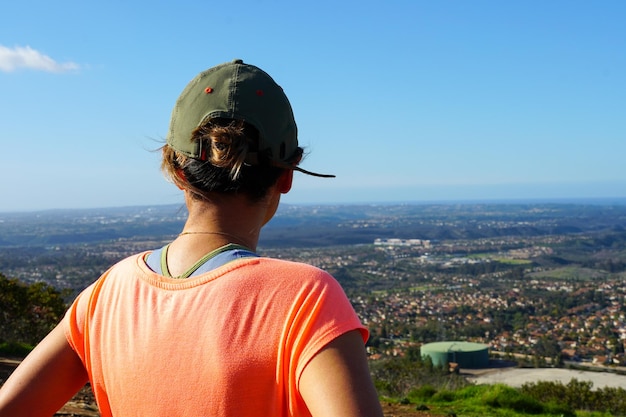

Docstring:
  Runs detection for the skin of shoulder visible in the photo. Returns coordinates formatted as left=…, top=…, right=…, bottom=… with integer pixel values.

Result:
left=299, top=329, right=384, bottom=417
left=0, top=323, right=88, bottom=417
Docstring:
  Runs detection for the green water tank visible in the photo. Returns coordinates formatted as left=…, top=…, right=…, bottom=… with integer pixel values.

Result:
left=420, top=341, right=489, bottom=369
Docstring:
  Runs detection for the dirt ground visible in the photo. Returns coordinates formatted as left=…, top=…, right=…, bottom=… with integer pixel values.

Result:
left=381, top=402, right=445, bottom=416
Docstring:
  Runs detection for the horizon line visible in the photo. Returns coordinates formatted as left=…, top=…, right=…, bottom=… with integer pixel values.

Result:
left=2, top=195, right=626, bottom=215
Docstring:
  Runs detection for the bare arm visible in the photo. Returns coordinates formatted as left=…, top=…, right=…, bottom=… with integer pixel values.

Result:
left=0, top=322, right=88, bottom=417
left=299, top=329, right=384, bottom=417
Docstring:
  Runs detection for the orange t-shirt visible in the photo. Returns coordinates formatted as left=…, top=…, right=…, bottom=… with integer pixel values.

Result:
left=63, top=253, right=367, bottom=417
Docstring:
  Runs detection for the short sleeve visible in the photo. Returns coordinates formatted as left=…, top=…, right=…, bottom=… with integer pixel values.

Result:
left=294, top=275, right=368, bottom=379
left=275, top=267, right=368, bottom=415
left=62, top=280, right=99, bottom=363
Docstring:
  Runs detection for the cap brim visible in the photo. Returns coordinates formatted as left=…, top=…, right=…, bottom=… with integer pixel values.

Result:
left=270, top=160, right=335, bottom=178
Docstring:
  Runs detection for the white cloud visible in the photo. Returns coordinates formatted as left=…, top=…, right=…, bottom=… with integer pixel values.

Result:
left=0, top=45, right=79, bottom=73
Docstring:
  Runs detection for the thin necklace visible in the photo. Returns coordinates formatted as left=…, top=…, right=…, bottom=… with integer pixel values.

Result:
left=179, top=230, right=242, bottom=239
left=177, top=230, right=253, bottom=248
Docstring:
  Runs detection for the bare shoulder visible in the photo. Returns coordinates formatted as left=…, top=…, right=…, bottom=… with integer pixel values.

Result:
left=299, top=330, right=384, bottom=417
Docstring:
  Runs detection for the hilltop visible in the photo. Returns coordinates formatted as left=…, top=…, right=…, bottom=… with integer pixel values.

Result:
left=3, top=201, right=626, bottom=415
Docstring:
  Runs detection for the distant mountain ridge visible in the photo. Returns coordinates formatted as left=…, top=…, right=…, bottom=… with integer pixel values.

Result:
left=1, top=201, right=626, bottom=249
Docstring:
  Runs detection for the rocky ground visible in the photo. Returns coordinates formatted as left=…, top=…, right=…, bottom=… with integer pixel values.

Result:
left=1, top=357, right=443, bottom=416
left=380, top=402, right=445, bottom=416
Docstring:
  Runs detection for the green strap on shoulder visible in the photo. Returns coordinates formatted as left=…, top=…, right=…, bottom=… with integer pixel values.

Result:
left=160, top=243, right=250, bottom=279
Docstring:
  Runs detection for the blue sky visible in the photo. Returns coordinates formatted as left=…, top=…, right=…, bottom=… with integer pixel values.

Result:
left=1, top=0, right=625, bottom=212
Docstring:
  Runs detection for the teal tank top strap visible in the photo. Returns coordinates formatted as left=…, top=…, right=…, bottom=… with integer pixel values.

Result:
left=145, top=243, right=258, bottom=279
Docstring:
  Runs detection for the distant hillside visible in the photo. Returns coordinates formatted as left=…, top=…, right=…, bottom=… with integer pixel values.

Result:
left=1, top=201, right=626, bottom=249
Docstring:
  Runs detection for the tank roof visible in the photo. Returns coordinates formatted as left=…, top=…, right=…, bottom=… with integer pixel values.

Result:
left=421, top=341, right=488, bottom=352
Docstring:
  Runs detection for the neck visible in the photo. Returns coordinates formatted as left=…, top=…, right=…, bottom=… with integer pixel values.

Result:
left=180, top=191, right=274, bottom=251
left=162, top=193, right=270, bottom=277
left=177, top=230, right=255, bottom=251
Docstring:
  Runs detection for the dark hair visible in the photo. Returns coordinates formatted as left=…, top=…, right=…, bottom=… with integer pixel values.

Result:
left=162, top=119, right=302, bottom=201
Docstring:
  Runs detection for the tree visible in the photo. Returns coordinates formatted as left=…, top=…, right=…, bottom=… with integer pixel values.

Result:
left=0, top=272, right=67, bottom=346
left=534, top=336, right=561, bottom=358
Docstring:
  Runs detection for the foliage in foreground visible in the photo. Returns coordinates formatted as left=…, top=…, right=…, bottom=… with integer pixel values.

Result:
left=370, top=347, right=470, bottom=398
left=521, top=379, right=626, bottom=416
left=371, top=353, right=626, bottom=416
left=383, top=383, right=577, bottom=417
left=0, top=272, right=67, bottom=348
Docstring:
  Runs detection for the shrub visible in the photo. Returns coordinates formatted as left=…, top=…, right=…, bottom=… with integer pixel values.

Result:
left=431, top=389, right=455, bottom=403
left=543, top=400, right=575, bottom=417
left=454, top=384, right=488, bottom=400
left=482, top=384, right=544, bottom=414
left=0, top=341, right=32, bottom=357
left=0, top=273, right=67, bottom=346
left=369, top=355, right=469, bottom=397
left=521, top=380, right=567, bottom=404
left=408, top=384, right=437, bottom=401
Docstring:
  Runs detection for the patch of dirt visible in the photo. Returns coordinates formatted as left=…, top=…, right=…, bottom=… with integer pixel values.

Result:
left=53, top=385, right=100, bottom=417
left=381, top=402, right=447, bottom=416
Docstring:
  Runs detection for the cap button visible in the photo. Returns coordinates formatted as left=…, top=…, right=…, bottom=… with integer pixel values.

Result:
left=232, top=59, right=244, bottom=64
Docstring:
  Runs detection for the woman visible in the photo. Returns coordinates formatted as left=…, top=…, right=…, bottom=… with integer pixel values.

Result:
left=0, top=59, right=383, bottom=417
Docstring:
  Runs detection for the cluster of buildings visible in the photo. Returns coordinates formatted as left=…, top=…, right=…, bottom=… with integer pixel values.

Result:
left=5, top=220, right=626, bottom=368
left=351, top=267, right=626, bottom=366
left=374, top=238, right=431, bottom=248
left=272, top=238, right=626, bottom=367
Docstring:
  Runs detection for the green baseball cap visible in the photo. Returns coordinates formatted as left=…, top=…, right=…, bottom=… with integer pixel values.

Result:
left=166, top=59, right=334, bottom=178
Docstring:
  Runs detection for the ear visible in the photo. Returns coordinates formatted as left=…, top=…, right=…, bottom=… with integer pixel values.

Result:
left=276, top=170, right=294, bottom=194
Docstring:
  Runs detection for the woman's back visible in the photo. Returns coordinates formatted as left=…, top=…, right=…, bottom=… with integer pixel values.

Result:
left=65, top=254, right=366, bottom=417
